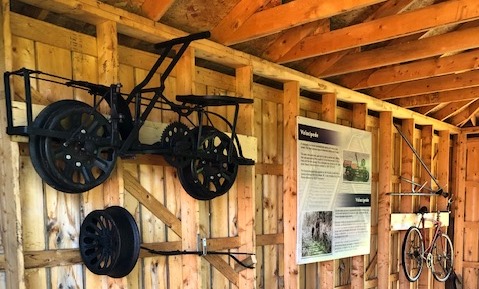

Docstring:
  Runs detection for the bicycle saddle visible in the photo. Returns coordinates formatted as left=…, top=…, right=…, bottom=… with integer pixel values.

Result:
left=417, top=206, right=429, bottom=214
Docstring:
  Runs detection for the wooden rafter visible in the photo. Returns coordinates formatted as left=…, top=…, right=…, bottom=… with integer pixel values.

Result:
left=278, top=0, right=479, bottom=63
left=414, top=105, right=442, bottom=116
left=262, top=20, right=329, bottom=62
left=368, top=70, right=479, bottom=100
left=336, top=49, right=479, bottom=90
left=315, top=26, right=479, bottom=77
left=430, top=100, right=475, bottom=121
left=306, top=0, right=418, bottom=77
left=141, top=0, right=175, bottom=21
left=450, top=98, right=479, bottom=126
left=213, top=0, right=386, bottom=45
left=210, top=0, right=271, bottom=44
left=390, top=87, right=479, bottom=108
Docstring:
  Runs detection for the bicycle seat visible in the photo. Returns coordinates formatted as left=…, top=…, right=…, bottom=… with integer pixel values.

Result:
left=416, top=206, right=429, bottom=214
left=176, top=95, right=253, bottom=106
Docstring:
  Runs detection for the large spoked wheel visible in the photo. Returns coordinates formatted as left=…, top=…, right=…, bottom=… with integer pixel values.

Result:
left=402, top=226, right=425, bottom=282
left=30, top=100, right=117, bottom=193
left=178, top=126, right=238, bottom=200
left=30, top=100, right=78, bottom=192
left=79, top=206, right=140, bottom=278
left=160, top=121, right=191, bottom=168
left=431, top=232, right=454, bottom=282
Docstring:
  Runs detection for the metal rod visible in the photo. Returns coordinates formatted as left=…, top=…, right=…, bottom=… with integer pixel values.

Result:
left=394, top=123, right=443, bottom=191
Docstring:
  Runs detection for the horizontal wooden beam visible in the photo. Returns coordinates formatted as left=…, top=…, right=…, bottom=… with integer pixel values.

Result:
left=0, top=238, right=246, bottom=270
left=390, top=212, right=450, bottom=231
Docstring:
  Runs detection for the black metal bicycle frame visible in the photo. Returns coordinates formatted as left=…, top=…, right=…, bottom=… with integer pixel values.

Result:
left=4, top=31, right=252, bottom=165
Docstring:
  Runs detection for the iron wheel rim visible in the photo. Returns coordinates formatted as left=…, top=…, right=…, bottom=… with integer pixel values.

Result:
left=79, top=206, right=140, bottom=278
left=39, top=101, right=117, bottom=192
left=178, top=126, right=238, bottom=200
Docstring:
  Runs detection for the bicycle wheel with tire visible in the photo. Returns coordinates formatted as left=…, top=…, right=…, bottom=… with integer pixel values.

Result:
left=431, top=232, right=454, bottom=282
left=402, top=226, right=425, bottom=282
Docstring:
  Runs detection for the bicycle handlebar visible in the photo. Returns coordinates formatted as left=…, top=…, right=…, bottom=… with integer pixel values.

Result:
left=154, top=31, right=211, bottom=50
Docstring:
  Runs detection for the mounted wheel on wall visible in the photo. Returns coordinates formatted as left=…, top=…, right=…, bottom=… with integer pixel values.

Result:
left=177, top=126, right=238, bottom=200
left=29, top=100, right=117, bottom=193
left=79, top=206, right=140, bottom=278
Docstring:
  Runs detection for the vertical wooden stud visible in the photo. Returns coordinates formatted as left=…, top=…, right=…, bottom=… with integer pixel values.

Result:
left=283, top=81, right=300, bottom=289
left=434, top=130, right=449, bottom=289
left=399, top=118, right=414, bottom=289
left=96, top=20, right=123, bottom=208
left=0, top=1, right=25, bottom=289
left=320, top=93, right=336, bottom=289
left=453, top=133, right=466, bottom=280
left=378, top=111, right=392, bottom=289
left=436, top=130, right=450, bottom=210
left=419, top=125, right=433, bottom=288
left=176, top=47, right=200, bottom=288
left=351, top=103, right=367, bottom=289
left=419, top=125, right=433, bottom=210
left=236, top=66, right=255, bottom=289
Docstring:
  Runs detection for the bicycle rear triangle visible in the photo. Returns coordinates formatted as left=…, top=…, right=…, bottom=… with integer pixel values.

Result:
left=4, top=31, right=254, bottom=200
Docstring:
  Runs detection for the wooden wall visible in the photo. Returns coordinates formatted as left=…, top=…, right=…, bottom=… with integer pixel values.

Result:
left=0, top=1, right=465, bottom=289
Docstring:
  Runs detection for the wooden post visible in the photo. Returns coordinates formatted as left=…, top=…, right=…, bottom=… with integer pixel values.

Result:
left=419, top=125, right=433, bottom=288
left=350, top=103, right=367, bottom=289
left=433, top=130, right=450, bottom=289
left=320, top=93, right=336, bottom=289
left=96, top=20, right=123, bottom=207
left=436, top=130, right=450, bottom=210
left=399, top=118, right=414, bottom=289
left=419, top=125, right=434, bottom=210
left=86, top=20, right=126, bottom=289
left=0, top=1, right=25, bottom=289
left=176, top=47, right=200, bottom=288
left=378, top=111, right=392, bottom=289
left=235, top=65, right=255, bottom=289
left=283, top=81, right=300, bottom=289
left=453, top=133, right=466, bottom=280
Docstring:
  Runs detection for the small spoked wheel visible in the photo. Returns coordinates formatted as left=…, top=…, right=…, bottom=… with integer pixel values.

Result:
left=79, top=206, right=140, bottom=278
left=402, top=226, right=424, bottom=282
left=160, top=121, right=191, bottom=168
left=29, top=100, right=117, bottom=193
left=431, top=232, right=454, bottom=282
left=178, top=126, right=238, bottom=200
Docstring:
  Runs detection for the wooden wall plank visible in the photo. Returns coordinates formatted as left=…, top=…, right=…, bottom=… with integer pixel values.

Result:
left=176, top=47, right=200, bottom=289
left=263, top=98, right=279, bottom=289
left=463, top=139, right=479, bottom=288
left=378, top=111, right=392, bottom=289
left=398, top=118, right=414, bottom=289
left=235, top=66, right=256, bottom=289
left=0, top=4, right=25, bottom=289
left=320, top=93, right=336, bottom=289
left=283, top=81, right=300, bottom=289
left=351, top=103, right=367, bottom=289
left=453, top=133, right=467, bottom=281
left=10, top=13, right=97, bottom=57
left=20, top=157, right=47, bottom=289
